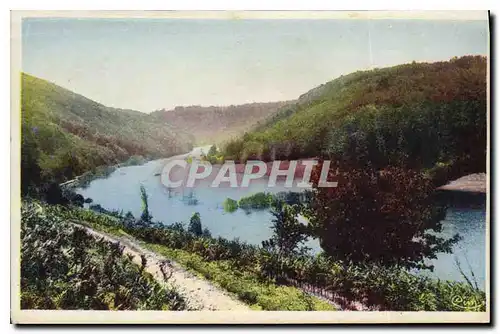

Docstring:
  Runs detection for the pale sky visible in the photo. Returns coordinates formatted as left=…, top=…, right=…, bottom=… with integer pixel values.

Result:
left=22, top=16, right=488, bottom=113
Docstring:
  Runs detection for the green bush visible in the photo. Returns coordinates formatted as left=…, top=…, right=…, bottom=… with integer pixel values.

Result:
left=238, top=192, right=274, bottom=210
left=146, top=243, right=335, bottom=311
left=21, top=201, right=189, bottom=310
left=55, top=203, right=486, bottom=311
left=326, top=263, right=486, bottom=311
left=223, top=198, right=238, bottom=213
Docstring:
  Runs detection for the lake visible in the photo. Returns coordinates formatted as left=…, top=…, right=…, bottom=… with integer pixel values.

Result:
left=76, top=148, right=487, bottom=290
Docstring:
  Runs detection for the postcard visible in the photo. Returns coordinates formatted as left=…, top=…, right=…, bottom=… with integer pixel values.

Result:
left=10, top=10, right=490, bottom=324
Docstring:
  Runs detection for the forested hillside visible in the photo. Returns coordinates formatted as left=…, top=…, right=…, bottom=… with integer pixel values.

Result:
left=223, top=56, right=487, bottom=183
left=151, top=101, right=291, bottom=145
left=21, top=73, right=193, bottom=195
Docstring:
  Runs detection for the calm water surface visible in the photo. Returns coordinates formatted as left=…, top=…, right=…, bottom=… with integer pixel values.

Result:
left=77, top=149, right=486, bottom=289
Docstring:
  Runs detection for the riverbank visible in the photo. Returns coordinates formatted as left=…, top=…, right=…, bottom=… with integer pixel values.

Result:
left=76, top=148, right=487, bottom=287
left=437, top=173, right=487, bottom=193
left=59, top=202, right=485, bottom=311
left=51, top=203, right=338, bottom=311
left=158, top=146, right=488, bottom=191
left=63, top=150, right=194, bottom=189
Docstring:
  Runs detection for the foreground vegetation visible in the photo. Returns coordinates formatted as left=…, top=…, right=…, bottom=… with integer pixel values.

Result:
left=20, top=56, right=487, bottom=312
left=36, top=202, right=335, bottom=311
left=21, top=201, right=189, bottom=310
left=145, top=244, right=333, bottom=311
left=54, top=198, right=485, bottom=312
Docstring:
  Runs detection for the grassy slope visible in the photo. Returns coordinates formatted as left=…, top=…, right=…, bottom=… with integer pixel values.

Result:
left=145, top=243, right=335, bottom=311
left=224, top=56, right=487, bottom=181
left=21, top=73, right=194, bottom=188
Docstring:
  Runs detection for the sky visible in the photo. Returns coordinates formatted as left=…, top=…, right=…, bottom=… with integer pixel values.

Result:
left=22, top=16, right=489, bottom=113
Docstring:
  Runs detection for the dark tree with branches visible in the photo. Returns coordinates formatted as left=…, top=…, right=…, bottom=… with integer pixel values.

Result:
left=305, top=161, right=460, bottom=270
left=188, top=212, right=203, bottom=237
left=263, top=201, right=310, bottom=257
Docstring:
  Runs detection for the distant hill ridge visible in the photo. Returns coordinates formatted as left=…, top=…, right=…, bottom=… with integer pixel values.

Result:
left=151, top=101, right=293, bottom=145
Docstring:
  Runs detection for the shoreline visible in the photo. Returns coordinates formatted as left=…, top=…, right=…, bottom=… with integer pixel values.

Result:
left=437, top=173, right=487, bottom=194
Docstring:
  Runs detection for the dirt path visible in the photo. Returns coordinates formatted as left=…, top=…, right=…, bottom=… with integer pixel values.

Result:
left=76, top=224, right=250, bottom=311
left=74, top=223, right=375, bottom=311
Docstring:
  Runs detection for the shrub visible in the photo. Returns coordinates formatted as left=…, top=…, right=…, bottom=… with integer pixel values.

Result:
left=223, top=198, right=238, bottom=213
left=188, top=212, right=203, bottom=236
left=139, top=185, right=152, bottom=223
left=56, top=202, right=485, bottom=311
left=21, top=201, right=188, bottom=310
left=238, top=192, right=274, bottom=210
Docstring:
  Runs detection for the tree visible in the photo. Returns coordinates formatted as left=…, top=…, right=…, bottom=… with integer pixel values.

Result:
left=208, top=145, right=217, bottom=157
left=139, top=185, right=153, bottom=223
left=43, top=183, right=69, bottom=206
left=260, top=201, right=310, bottom=283
left=202, top=227, right=212, bottom=238
left=69, top=193, right=85, bottom=207
left=262, top=201, right=309, bottom=257
left=305, top=161, right=460, bottom=270
left=188, top=212, right=203, bottom=236
left=207, top=145, right=220, bottom=164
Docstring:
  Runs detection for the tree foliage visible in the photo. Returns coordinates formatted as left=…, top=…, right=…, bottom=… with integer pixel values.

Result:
left=21, top=202, right=188, bottom=310
left=262, top=202, right=310, bottom=257
left=20, top=73, right=193, bottom=196
left=139, top=185, right=153, bottom=223
left=306, top=162, right=460, bottom=270
left=208, top=145, right=217, bottom=157
left=188, top=212, right=203, bottom=237
left=222, top=56, right=487, bottom=181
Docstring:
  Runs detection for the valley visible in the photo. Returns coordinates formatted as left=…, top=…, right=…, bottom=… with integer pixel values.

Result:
left=20, top=56, right=488, bottom=312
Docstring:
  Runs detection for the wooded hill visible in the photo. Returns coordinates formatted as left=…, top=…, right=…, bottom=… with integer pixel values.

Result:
left=223, top=56, right=487, bottom=184
left=21, top=73, right=194, bottom=194
left=151, top=101, right=291, bottom=145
